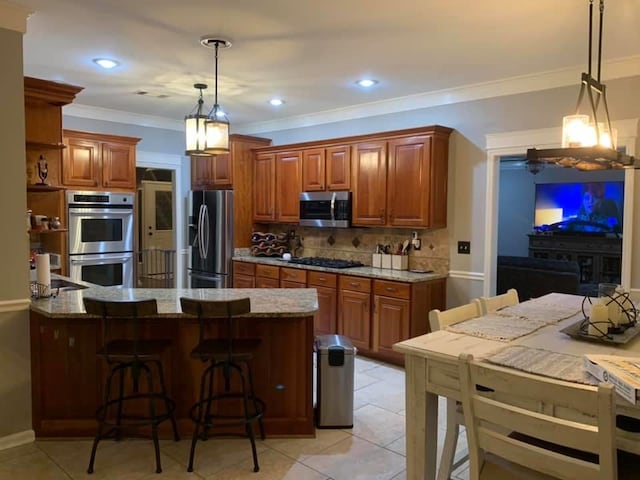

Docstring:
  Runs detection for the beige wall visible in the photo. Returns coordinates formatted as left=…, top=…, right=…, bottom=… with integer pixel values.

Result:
left=0, top=25, right=32, bottom=438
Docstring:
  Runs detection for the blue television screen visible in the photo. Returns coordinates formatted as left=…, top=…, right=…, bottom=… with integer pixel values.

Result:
left=534, top=181, right=624, bottom=234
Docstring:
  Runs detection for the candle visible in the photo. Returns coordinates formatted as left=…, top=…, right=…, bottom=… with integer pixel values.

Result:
left=35, top=253, right=51, bottom=297
left=589, top=304, right=608, bottom=336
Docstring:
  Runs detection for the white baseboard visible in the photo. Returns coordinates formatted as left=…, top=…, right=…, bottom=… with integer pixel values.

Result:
left=0, top=430, right=34, bottom=451
left=0, top=298, right=30, bottom=313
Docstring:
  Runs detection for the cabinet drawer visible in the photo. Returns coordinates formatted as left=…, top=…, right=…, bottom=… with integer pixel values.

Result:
left=281, top=280, right=307, bottom=288
left=234, top=261, right=256, bottom=276
left=374, top=280, right=410, bottom=299
left=308, top=271, right=337, bottom=288
left=256, top=264, right=280, bottom=279
left=339, top=275, right=371, bottom=293
left=256, top=276, right=279, bottom=288
left=280, top=267, right=307, bottom=284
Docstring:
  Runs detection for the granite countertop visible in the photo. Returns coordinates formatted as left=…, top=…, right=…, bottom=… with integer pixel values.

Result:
left=232, top=255, right=448, bottom=283
left=31, top=283, right=319, bottom=318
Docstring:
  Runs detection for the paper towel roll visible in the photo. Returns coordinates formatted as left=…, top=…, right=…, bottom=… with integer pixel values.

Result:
left=36, top=254, right=51, bottom=296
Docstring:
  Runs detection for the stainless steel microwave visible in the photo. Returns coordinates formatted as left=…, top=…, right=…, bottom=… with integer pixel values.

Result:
left=299, top=191, right=352, bottom=228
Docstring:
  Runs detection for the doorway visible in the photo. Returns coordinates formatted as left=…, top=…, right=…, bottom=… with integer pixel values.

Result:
left=136, top=168, right=176, bottom=288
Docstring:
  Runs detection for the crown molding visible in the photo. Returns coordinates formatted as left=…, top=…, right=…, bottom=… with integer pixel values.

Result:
left=63, top=103, right=184, bottom=131
left=62, top=56, right=640, bottom=135
left=0, top=0, right=32, bottom=33
left=237, top=55, right=640, bottom=134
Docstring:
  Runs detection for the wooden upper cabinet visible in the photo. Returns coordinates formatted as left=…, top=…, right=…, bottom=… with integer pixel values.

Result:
left=191, top=153, right=232, bottom=190
left=253, top=152, right=276, bottom=222
left=102, top=141, right=135, bottom=189
left=302, top=145, right=351, bottom=192
left=387, top=135, right=432, bottom=227
left=326, top=145, right=351, bottom=190
left=275, top=151, right=302, bottom=223
left=63, top=137, right=101, bottom=187
left=302, top=148, right=325, bottom=192
left=352, top=141, right=387, bottom=226
left=62, top=130, right=139, bottom=190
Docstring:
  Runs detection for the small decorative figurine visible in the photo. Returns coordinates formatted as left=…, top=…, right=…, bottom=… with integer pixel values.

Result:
left=37, top=155, right=48, bottom=185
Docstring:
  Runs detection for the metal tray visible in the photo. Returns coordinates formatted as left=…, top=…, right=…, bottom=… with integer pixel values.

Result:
left=561, top=318, right=640, bottom=344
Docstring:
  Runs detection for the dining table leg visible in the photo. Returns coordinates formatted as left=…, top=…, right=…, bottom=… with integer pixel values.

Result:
left=405, top=354, right=438, bottom=480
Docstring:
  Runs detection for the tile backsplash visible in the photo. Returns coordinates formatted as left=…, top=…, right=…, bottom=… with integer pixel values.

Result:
left=252, top=224, right=449, bottom=274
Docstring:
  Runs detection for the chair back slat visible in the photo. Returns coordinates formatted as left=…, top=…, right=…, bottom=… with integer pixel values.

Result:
left=479, top=288, right=519, bottom=314
left=459, top=353, right=617, bottom=480
left=180, top=297, right=250, bottom=318
left=429, top=299, right=481, bottom=331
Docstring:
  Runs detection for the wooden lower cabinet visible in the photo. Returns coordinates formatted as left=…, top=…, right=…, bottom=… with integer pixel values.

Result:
left=337, top=276, right=372, bottom=351
left=374, top=295, right=410, bottom=363
left=308, top=271, right=337, bottom=336
left=231, top=261, right=446, bottom=365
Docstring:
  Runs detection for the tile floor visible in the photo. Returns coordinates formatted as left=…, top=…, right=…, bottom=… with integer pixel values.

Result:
left=0, top=356, right=470, bottom=479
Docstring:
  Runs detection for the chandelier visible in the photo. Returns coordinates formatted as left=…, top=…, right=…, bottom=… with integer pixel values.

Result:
left=526, top=0, right=638, bottom=170
left=184, top=37, right=231, bottom=156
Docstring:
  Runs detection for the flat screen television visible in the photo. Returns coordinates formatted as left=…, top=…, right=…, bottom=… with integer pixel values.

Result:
left=533, top=181, right=624, bottom=234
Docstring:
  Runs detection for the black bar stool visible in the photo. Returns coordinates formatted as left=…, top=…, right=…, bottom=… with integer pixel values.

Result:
left=83, top=297, right=180, bottom=474
left=180, top=297, right=265, bottom=473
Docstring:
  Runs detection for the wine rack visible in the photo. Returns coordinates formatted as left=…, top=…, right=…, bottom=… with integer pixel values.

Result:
left=250, top=232, right=290, bottom=257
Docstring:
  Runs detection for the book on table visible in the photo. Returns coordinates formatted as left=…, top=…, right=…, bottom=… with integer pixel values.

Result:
left=583, top=354, right=640, bottom=405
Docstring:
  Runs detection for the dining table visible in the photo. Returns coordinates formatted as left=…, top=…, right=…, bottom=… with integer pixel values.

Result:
left=393, top=293, right=640, bottom=480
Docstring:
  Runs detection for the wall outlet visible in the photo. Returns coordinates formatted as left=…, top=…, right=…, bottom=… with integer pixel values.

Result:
left=458, top=241, right=471, bottom=255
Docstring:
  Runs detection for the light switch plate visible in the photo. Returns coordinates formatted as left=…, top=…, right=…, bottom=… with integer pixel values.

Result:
left=458, top=241, right=471, bottom=255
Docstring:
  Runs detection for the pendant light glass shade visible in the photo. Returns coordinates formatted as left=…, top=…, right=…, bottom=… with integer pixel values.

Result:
left=205, top=105, right=229, bottom=154
left=201, top=37, right=231, bottom=155
left=184, top=83, right=210, bottom=156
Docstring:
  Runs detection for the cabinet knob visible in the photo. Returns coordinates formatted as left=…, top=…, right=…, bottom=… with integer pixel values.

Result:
left=94, top=180, right=98, bottom=186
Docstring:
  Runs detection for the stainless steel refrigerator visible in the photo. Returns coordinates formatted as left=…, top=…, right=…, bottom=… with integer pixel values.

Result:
left=188, top=190, right=234, bottom=288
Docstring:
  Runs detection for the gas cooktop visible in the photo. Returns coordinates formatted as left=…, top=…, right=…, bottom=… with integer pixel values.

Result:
left=287, top=257, right=364, bottom=269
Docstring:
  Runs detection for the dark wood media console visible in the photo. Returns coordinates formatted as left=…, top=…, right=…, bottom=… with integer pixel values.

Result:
left=528, top=234, right=622, bottom=286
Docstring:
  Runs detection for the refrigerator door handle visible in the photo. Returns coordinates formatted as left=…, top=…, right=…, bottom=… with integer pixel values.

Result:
left=202, top=204, right=210, bottom=259
left=197, top=204, right=206, bottom=259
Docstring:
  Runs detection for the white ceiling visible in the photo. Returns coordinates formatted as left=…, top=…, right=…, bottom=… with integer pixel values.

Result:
left=20, top=0, right=640, bottom=133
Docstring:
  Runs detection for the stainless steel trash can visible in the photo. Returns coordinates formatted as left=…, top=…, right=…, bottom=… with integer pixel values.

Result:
left=315, top=334, right=356, bottom=428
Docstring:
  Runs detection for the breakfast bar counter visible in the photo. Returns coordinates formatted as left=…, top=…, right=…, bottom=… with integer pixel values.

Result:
left=30, top=287, right=318, bottom=438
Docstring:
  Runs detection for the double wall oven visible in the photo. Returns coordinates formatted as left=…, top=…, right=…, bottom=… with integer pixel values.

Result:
left=67, top=191, right=134, bottom=287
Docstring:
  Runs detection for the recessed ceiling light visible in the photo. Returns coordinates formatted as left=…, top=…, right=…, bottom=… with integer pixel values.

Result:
left=269, top=98, right=285, bottom=106
left=356, top=79, right=378, bottom=88
left=93, top=58, right=119, bottom=69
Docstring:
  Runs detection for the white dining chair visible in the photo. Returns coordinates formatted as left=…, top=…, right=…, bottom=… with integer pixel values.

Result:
left=428, top=299, right=481, bottom=480
left=458, top=352, right=629, bottom=480
left=478, top=288, right=519, bottom=315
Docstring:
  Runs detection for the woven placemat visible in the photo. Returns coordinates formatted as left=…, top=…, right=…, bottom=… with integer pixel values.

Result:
left=446, top=314, right=547, bottom=342
left=485, top=345, right=597, bottom=385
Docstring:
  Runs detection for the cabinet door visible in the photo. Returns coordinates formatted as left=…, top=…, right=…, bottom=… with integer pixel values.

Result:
left=233, top=273, right=255, bottom=288
left=191, top=155, right=214, bottom=190
left=387, top=136, right=431, bottom=227
left=302, top=148, right=325, bottom=192
left=253, top=153, right=276, bottom=222
left=352, top=141, right=387, bottom=226
left=326, top=145, right=351, bottom=191
left=374, top=295, right=410, bottom=362
left=338, top=290, right=371, bottom=351
left=276, top=152, right=302, bottom=223
left=102, top=141, right=135, bottom=189
left=315, top=285, right=337, bottom=336
left=212, top=153, right=233, bottom=187
left=62, top=137, right=101, bottom=187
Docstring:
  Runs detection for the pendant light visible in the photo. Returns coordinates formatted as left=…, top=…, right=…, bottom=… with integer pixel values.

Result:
left=184, top=83, right=210, bottom=156
left=526, top=0, right=638, bottom=170
left=201, top=37, right=231, bottom=155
